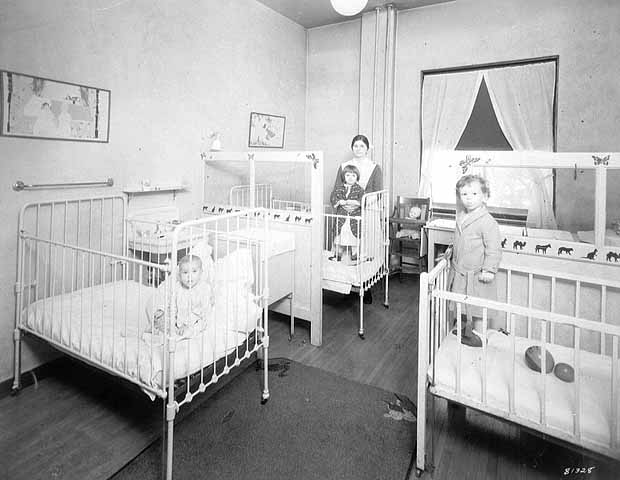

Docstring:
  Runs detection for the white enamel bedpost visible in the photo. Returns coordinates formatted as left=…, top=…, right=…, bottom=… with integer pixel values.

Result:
left=384, top=191, right=389, bottom=308
left=164, top=229, right=179, bottom=480
left=309, top=151, right=324, bottom=346
left=415, top=269, right=430, bottom=477
left=11, top=203, right=29, bottom=393
left=594, top=161, right=607, bottom=247
left=248, top=153, right=256, bottom=209
left=262, top=208, right=270, bottom=402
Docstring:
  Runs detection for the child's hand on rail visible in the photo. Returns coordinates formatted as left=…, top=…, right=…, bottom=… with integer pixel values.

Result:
left=478, top=271, right=495, bottom=283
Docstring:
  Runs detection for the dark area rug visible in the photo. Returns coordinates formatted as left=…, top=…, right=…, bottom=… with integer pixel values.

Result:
left=112, top=358, right=416, bottom=480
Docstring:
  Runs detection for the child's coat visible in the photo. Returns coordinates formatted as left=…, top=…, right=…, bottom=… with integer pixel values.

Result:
left=450, top=206, right=502, bottom=318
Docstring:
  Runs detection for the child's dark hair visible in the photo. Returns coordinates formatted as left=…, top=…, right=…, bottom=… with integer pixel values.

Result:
left=350, top=134, right=370, bottom=150
left=456, top=174, right=491, bottom=197
left=341, top=164, right=361, bottom=182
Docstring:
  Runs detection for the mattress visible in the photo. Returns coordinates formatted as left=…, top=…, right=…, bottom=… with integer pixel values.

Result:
left=430, top=330, right=615, bottom=448
left=22, top=259, right=261, bottom=391
left=321, top=250, right=383, bottom=292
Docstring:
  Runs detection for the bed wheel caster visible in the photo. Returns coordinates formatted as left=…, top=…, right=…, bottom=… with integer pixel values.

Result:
left=358, top=333, right=365, bottom=340
left=261, top=396, right=270, bottom=405
left=415, top=468, right=424, bottom=478
left=383, top=303, right=389, bottom=309
left=10, top=387, right=20, bottom=396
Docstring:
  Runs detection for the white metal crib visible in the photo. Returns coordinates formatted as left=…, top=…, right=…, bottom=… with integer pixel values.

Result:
left=12, top=195, right=271, bottom=480
left=322, top=189, right=390, bottom=338
left=414, top=255, right=620, bottom=476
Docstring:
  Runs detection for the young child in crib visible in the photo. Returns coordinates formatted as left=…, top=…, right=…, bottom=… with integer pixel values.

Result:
left=148, top=254, right=215, bottom=339
left=329, top=164, right=365, bottom=261
left=449, top=174, right=502, bottom=348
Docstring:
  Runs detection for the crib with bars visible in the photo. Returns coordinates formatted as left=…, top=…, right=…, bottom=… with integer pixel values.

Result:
left=414, top=255, right=620, bottom=476
left=12, top=195, right=271, bottom=480
left=229, top=183, right=390, bottom=338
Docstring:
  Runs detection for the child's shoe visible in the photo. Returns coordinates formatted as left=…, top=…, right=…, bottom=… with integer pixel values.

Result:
left=451, top=326, right=483, bottom=348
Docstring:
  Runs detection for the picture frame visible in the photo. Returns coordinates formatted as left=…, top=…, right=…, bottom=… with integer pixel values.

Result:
left=0, top=70, right=110, bottom=142
left=248, top=112, right=285, bottom=148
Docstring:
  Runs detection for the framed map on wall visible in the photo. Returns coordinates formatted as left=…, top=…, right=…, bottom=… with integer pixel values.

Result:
left=0, top=70, right=110, bottom=142
left=248, top=112, right=285, bottom=148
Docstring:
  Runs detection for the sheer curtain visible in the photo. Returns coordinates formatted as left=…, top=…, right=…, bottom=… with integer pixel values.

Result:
left=418, top=70, right=483, bottom=200
left=485, top=62, right=557, bottom=228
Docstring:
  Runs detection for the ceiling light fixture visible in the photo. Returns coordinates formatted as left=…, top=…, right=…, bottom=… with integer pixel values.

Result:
left=330, top=0, right=369, bottom=17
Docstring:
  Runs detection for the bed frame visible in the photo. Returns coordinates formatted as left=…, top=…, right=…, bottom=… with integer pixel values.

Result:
left=201, top=151, right=324, bottom=345
left=415, top=256, right=620, bottom=476
left=323, top=189, right=390, bottom=338
left=414, top=150, right=620, bottom=476
left=12, top=195, right=270, bottom=480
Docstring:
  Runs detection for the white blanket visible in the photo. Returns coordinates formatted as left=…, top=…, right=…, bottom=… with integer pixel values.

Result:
left=23, top=251, right=262, bottom=391
left=321, top=250, right=383, bottom=291
left=431, top=330, right=615, bottom=448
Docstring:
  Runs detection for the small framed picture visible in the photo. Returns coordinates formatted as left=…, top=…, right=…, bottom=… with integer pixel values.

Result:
left=0, top=70, right=110, bottom=142
left=248, top=112, right=285, bottom=148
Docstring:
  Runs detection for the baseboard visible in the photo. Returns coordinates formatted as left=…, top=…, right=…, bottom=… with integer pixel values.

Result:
left=0, top=357, right=68, bottom=400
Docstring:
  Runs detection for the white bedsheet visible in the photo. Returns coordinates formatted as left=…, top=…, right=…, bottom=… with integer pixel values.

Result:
left=23, top=264, right=261, bottom=391
left=431, top=330, right=615, bottom=448
left=218, top=228, right=295, bottom=257
left=321, top=250, right=383, bottom=291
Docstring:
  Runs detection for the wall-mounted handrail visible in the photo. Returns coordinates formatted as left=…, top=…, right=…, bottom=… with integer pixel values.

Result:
left=13, top=178, right=114, bottom=191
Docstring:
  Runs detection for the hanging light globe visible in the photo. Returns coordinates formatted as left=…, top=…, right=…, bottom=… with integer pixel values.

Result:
left=330, top=0, right=369, bottom=17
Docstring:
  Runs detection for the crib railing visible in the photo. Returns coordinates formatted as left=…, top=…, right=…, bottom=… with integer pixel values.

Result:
left=14, top=198, right=271, bottom=480
left=323, top=190, right=389, bottom=334
left=272, top=199, right=311, bottom=212
left=417, top=257, right=620, bottom=472
left=229, top=183, right=273, bottom=209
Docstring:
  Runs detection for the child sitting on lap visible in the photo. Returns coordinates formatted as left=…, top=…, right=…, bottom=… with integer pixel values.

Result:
left=147, top=253, right=215, bottom=339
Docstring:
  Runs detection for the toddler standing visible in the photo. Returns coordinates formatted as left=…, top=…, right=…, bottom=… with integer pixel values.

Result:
left=449, top=174, right=502, bottom=347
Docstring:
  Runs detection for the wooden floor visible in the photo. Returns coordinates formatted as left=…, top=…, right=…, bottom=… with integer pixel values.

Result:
left=1, top=274, right=618, bottom=480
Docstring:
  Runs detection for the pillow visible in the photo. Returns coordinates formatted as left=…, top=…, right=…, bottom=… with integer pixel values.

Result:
left=189, top=240, right=213, bottom=263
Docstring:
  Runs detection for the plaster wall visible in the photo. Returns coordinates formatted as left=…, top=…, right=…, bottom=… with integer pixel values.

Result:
left=0, top=0, right=306, bottom=383
left=306, top=0, right=620, bottom=230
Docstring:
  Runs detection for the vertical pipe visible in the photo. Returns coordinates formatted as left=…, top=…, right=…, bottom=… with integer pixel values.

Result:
left=371, top=7, right=380, bottom=153
left=384, top=5, right=396, bottom=202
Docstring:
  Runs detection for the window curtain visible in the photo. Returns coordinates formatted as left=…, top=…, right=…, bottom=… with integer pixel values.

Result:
left=418, top=62, right=557, bottom=229
left=418, top=70, right=483, bottom=200
left=484, top=62, right=557, bottom=228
